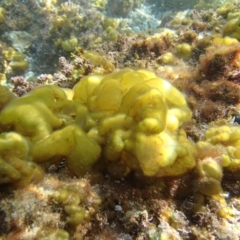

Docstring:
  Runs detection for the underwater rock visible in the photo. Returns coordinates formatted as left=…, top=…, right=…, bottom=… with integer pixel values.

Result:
left=3, top=31, right=35, bottom=52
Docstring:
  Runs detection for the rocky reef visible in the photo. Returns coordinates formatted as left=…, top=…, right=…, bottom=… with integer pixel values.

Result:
left=1, top=0, right=240, bottom=239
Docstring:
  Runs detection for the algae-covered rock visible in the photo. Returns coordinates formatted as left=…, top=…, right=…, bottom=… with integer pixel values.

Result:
left=175, top=43, right=192, bottom=60
left=0, top=69, right=195, bottom=185
left=3, top=31, right=35, bottom=52
left=223, top=17, right=240, bottom=40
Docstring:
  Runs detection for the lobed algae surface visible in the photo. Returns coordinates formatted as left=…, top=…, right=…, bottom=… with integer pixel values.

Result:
left=2, top=66, right=240, bottom=239
left=0, top=68, right=195, bottom=185
left=2, top=0, right=240, bottom=239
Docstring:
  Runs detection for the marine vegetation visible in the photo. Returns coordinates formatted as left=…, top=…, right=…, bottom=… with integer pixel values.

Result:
left=1, top=0, right=240, bottom=239
left=0, top=66, right=239, bottom=239
left=0, top=69, right=195, bottom=184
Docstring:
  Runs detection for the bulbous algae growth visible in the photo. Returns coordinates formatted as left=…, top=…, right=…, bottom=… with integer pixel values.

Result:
left=0, top=68, right=195, bottom=186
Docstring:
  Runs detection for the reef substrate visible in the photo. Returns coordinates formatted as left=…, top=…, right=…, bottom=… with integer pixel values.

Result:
left=1, top=0, right=240, bottom=239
